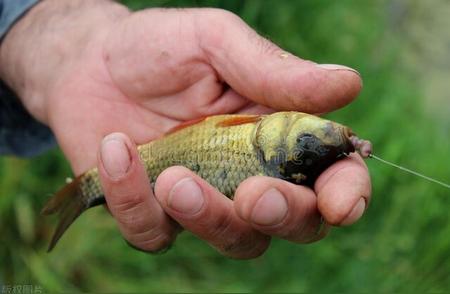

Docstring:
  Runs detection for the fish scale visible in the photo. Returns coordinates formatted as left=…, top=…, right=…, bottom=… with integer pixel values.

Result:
left=139, top=115, right=266, bottom=198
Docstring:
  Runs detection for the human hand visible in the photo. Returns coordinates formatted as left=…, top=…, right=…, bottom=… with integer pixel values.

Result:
left=0, top=0, right=370, bottom=258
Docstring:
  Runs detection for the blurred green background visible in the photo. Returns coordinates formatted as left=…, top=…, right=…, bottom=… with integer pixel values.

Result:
left=1, top=0, right=449, bottom=292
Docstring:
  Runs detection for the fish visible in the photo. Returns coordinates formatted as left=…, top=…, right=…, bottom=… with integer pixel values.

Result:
left=42, top=111, right=359, bottom=251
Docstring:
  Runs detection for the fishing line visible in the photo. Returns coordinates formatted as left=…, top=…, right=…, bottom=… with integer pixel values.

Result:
left=368, top=153, right=450, bottom=189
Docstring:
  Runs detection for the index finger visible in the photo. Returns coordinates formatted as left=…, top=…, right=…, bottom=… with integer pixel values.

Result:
left=197, top=9, right=362, bottom=113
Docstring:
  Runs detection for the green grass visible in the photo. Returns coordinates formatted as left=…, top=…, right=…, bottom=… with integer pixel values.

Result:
left=1, top=0, right=449, bottom=292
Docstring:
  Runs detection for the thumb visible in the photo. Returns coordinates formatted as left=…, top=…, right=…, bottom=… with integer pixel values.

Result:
left=198, top=9, right=362, bottom=113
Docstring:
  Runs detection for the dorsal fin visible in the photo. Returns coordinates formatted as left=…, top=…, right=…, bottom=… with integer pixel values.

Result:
left=166, top=117, right=207, bottom=135
left=216, top=115, right=262, bottom=127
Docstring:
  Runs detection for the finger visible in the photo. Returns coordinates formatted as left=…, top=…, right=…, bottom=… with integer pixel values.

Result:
left=315, top=153, right=372, bottom=226
left=98, top=132, right=179, bottom=252
left=234, top=176, right=329, bottom=243
left=154, top=166, right=270, bottom=259
left=198, top=9, right=362, bottom=113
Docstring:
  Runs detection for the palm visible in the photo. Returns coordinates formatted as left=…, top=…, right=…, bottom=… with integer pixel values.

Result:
left=48, top=13, right=268, bottom=175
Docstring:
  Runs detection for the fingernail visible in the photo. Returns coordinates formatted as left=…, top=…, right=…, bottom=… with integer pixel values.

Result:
left=317, top=63, right=360, bottom=76
left=168, top=178, right=204, bottom=215
left=100, top=135, right=131, bottom=179
left=341, top=198, right=366, bottom=226
left=251, top=188, right=288, bottom=226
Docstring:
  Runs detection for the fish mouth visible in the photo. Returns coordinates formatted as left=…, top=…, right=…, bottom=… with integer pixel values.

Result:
left=340, top=127, right=356, bottom=154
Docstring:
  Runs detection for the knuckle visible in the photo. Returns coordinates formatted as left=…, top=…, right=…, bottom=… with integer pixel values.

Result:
left=138, top=234, right=174, bottom=253
left=252, top=33, right=282, bottom=56
left=128, top=231, right=177, bottom=254
left=204, top=8, right=241, bottom=23
left=262, top=219, right=309, bottom=241
left=306, top=223, right=331, bottom=243
left=198, top=8, right=241, bottom=34
left=109, top=192, right=144, bottom=213
left=111, top=198, right=149, bottom=231
left=117, top=212, right=148, bottom=234
left=208, top=211, right=270, bottom=259
left=218, top=232, right=270, bottom=259
left=197, top=9, right=245, bottom=54
left=266, top=208, right=327, bottom=243
left=127, top=221, right=180, bottom=252
left=292, top=218, right=331, bottom=244
left=116, top=206, right=168, bottom=237
left=208, top=210, right=235, bottom=239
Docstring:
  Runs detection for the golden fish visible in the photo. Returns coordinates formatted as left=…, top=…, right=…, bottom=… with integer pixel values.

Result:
left=42, top=111, right=357, bottom=251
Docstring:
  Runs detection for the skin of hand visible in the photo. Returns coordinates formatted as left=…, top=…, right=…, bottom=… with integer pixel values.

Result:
left=0, top=0, right=371, bottom=258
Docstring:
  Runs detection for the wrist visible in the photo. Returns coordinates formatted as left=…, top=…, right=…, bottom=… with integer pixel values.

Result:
left=0, top=0, right=129, bottom=123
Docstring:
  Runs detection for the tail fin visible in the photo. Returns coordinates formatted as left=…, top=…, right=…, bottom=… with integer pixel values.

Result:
left=41, top=176, right=104, bottom=252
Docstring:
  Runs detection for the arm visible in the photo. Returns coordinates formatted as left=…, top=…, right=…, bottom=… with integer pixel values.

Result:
left=0, top=0, right=55, bottom=157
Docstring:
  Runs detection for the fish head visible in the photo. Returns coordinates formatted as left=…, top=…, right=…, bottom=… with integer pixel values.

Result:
left=286, top=114, right=355, bottom=156
left=255, top=112, right=355, bottom=186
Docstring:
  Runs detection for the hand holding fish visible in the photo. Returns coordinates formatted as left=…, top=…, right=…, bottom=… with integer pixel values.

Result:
left=0, top=0, right=370, bottom=258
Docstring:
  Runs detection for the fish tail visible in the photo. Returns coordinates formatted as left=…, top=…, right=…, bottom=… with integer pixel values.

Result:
left=41, top=175, right=104, bottom=252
